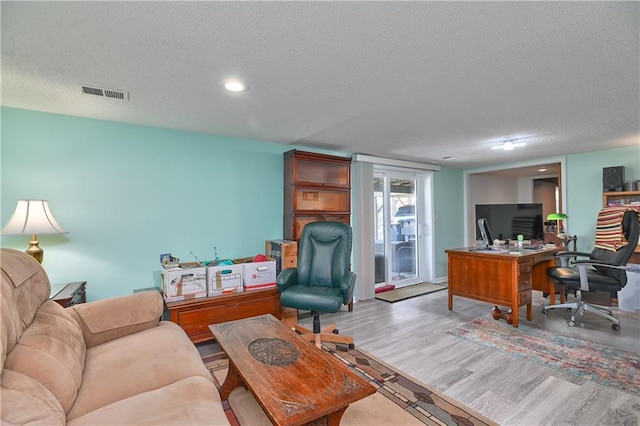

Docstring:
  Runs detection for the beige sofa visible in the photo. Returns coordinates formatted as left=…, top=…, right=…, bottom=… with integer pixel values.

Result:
left=1, top=248, right=229, bottom=425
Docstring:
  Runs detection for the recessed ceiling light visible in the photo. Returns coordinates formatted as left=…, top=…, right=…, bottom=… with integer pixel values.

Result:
left=538, top=168, right=547, bottom=172
left=491, top=139, right=526, bottom=151
left=224, top=80, right=247, bottom=92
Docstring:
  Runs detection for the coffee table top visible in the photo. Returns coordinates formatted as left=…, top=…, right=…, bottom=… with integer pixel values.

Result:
left=209, top=314, right=375, bottom=426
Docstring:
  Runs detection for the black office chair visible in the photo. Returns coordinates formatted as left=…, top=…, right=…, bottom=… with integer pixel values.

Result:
left=543, top=208, right=639, bottom=330
left=277, top=221, right=356, bottom=348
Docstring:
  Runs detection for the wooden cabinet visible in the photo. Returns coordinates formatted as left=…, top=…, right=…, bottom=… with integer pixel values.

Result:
left=284, top=150, right=351, bottom=241
left=50, top=281, right=87, bottom=307
left=164, top=288, right=282, bottom=343
left=602, top=190, right=640, bottom=262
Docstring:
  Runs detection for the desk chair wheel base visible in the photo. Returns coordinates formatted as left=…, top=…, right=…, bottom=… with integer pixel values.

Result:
left=543, top=301, right=622, bottom=331
left=292, top=321, right=355, bottom=349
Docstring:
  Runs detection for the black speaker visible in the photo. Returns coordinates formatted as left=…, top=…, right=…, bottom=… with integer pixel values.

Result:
left=603, top=166, right=625, bottom=192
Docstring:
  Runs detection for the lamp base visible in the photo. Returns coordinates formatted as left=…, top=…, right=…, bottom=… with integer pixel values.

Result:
left=25, top=235, right=43, bottom=263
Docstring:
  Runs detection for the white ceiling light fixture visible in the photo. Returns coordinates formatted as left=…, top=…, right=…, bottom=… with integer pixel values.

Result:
left=224, top=79, right=247, bottom=92
left=491, top=139, right=527, bottom=151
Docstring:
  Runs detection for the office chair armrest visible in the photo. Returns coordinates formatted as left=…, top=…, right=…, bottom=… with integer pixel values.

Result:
left=339, top=271, right=356, bottom=305
left=572, top=261, right=631, bottom=292
left=276, top=268, right=298, bottom=292
left=573, top=260, right=630, bottom=270
left=555, top=251, right=591, bottom=266
left=556, top=251, right=591, bottom=258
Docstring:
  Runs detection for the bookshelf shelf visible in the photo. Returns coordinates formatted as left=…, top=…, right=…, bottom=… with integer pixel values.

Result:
left=603, top=191, right=640, bottom=208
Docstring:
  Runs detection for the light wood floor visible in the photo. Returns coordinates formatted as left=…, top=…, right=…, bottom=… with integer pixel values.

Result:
left=292, top=289, right=640, bottom=426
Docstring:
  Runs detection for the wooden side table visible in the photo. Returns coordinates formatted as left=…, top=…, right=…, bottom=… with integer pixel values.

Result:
left=50, top=281, right=87, bottom=307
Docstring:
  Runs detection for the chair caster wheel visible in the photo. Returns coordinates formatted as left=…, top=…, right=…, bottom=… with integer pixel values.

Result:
left=568, top=320, right=575, bottom=327
left=348, top=343, right=355, bottom=350
left=612, top=323, right=621, bottom=331
left=332, top=329, right=339, bottom=334
left=541, top=308, right=548, bottom=314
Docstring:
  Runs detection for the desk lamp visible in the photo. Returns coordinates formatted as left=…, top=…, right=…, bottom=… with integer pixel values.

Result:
left=1, top=200, right=67, bottom=263
left=547, top=212, right=568, bottom=237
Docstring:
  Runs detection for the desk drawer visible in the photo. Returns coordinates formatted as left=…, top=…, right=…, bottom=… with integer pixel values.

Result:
left=517, top=259, right=533, bottom=291
left=518, top=259, right=533, bottom=275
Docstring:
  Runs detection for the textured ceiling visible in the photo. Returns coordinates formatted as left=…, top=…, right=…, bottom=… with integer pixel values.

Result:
left=1, top=1, right=638, bottom=169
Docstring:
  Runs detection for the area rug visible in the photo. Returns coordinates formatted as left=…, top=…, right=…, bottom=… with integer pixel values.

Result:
left=448, top=317, right=640, bottom=397
left=204, top=342, right=496, bottom=425
left=375, top=282, right=446, bottom=303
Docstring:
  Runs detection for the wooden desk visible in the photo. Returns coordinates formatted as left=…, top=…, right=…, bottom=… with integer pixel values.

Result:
left=446, top=247, right=559, bottom=327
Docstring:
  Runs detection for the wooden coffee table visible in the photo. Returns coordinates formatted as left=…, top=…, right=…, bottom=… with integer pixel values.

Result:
left=209, top=314, right=375, bottom=426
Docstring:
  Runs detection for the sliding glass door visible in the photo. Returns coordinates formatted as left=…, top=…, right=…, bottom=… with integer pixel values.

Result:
left=374, top=169, right=429, bottom=288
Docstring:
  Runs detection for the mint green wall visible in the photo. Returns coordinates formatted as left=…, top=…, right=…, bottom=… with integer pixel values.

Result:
left=433, top=166, right=464, bottom=277
left=566, top=145, right=639, bottom=252
left=1, top=108, right=290, bottom=300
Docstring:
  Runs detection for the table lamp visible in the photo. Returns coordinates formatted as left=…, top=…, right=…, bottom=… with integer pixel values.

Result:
left=546, top=212, right=568, bottom=237
left=1, top=200, right=67, bottom=263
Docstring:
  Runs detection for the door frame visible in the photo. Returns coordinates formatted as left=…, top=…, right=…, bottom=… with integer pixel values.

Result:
left=374, top=165, right=435, bottom=288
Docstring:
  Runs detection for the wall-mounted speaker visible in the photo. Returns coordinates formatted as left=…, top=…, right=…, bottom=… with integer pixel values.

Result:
left=603, top=166, right=625, bottom=192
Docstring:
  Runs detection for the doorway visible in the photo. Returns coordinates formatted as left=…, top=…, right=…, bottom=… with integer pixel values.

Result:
left=465, top=160, right=565, bottom=244
left=373, top=169, right=431, bottom=288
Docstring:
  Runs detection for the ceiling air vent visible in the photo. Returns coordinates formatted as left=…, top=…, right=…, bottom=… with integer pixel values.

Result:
left=80, top=85, right=128, bottom=101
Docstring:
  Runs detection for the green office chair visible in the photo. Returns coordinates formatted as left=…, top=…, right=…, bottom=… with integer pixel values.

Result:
left=277, top=221, right=356, bottom=348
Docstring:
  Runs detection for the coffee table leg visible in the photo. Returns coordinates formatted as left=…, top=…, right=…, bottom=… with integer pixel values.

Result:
left=220, top=361, right=244, bottom=401
left=326, top=406, right=348, bottom=426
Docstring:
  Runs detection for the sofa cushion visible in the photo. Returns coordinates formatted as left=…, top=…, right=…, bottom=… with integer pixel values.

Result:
left=67, top=291, right=163, bottom=348
left=67, top=321, right=213, bottom=420
left=1, top=248, right=51, bottom=368
left=4, top=300, right=86, bottom=413
left=67, top=376, right=227, bottom=425
left=0, top=368, right=66, bottom=425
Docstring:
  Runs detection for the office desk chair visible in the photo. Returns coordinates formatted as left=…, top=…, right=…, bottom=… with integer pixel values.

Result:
left=543, top=208, right=639, bottom=331
left=277, top=221, right=356, bottom=348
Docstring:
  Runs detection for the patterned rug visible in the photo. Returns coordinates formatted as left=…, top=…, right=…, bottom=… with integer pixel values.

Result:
left=204, top=342, right=496, bottom=425
left=448, top=317, right=640, bottom=397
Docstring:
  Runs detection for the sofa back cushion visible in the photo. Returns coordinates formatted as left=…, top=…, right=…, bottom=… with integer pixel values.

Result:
left=1, top=248, right=51, bottom=368
left=1, top=248, right=87, bottom=414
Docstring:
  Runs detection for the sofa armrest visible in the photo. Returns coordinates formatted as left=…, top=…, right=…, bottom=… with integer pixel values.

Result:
left=67, top=290, right=163, bottom=348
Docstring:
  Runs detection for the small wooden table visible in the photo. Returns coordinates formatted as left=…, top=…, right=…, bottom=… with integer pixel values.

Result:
left=209, top=314, right=375, bottom=426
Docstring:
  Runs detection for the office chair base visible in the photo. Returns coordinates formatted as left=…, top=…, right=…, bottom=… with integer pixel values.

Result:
left=542, top=301, right=621, bottom=331
left=293, top=323, right=355, bottom=349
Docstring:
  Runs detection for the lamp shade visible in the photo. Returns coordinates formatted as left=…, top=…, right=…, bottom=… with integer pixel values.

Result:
left=1, top=200, right=67, bottom=235
left=546, top=213, right=568, bottom=221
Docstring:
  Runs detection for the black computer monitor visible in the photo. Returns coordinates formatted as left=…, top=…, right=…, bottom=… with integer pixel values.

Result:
left=478, top=218, right=494, bottom=248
